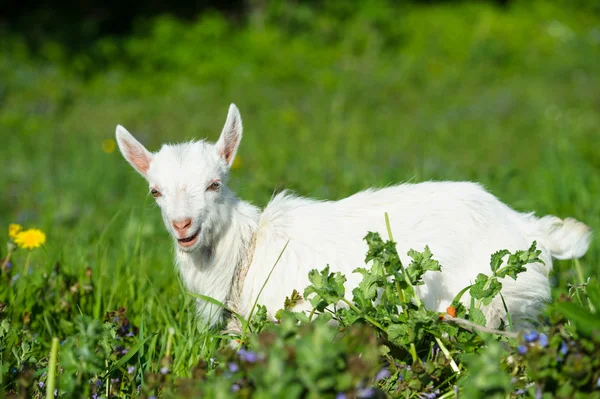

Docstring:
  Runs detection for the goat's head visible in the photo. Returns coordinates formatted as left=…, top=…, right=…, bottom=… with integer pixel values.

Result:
left=115, top=104, right=243, bottom=252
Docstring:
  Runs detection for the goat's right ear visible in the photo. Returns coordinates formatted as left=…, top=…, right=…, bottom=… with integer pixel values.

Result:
left=215, top=103, right=243, bottom=168
left=115, top=125, right=153, bottom=178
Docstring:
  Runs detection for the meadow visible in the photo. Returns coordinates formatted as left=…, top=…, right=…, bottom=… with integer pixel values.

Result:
left=1, top=1, right=600, bottom=397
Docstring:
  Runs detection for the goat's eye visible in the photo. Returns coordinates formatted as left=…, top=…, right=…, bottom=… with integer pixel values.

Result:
left=208, top=181, right=221, bottom=191
left=150, top=188, right=161, bottom=198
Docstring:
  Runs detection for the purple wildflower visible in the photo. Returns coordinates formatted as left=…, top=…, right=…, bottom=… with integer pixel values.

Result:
left=538, top=334, right=549, bottom=348
left=126, top=331, right=135, bottom=337
left=111, top=378, right=120, bottom=384
left=38, top=381, right=44, bottom=388
left=231, top=383, right=241, bottom=392
left=336, top=393, right=348, bottom=399
left=238, top=348, right=259, bottom=363
left=91, top=394, right=98, bottom=399
left=375, top=367, right=390, bottom=381
left=535, top=386, right=542, bottom=399
left=454, top=386, right=459, bottom=395
left=357, top=387, right=376, bottom=398
left=127, top=366, right=135, bottom=374
left=95, top=380, right=102, bottom=388
left=515, top=389, right=525, bottom=395
left=149, top=396, right=157, bottom=399
left=160, top=367, right=169, bottom=375
left=559, top=341, right=568, bottom=355
left=5, top=262, right=12, bottom=270
left=517, top=345, right=528, bottom=354
left=419, top=389, right=440, bottom=399
left=524, top=331, right=539, bottom=342
left=228, top=362, right=240, bottom=373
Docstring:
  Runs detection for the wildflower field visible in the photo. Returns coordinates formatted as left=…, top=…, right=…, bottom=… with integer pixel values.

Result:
left=1, top=1, right=600, bottom=398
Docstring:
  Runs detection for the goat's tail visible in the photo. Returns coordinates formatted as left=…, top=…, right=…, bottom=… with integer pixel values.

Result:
left=531, top=215, right=592, bottom=260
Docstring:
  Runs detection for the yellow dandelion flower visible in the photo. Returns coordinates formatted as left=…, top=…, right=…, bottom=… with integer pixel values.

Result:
left=8, top=223, right=22, bottom=239
left=102, top=138, right=116, bottom=154
left=231, top=156, right=242, bottom=169
left=14, top=229, right=46, bottom=250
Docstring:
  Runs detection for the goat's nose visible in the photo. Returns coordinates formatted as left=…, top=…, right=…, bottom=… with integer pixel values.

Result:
left=172, top=218, right=192, bottom=232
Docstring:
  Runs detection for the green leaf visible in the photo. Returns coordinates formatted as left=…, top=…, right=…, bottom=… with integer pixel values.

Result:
left=554, top=301, right=600, bottom=337
left=469, top=274, right=502, bottom=305
left=386, top=324, right=413, bottom=347
left=469, top=307, right=487, bottom=326
left=303, top=266, right=346, bottom=311
left=406, top=246, right=442, bottom=286
left=490, top=249, right=510, bottom=273
left=495, top=241, right=542, bottom=280
left=585, top=280, right=600, bottom=312
left=101, top=333, right=156, bottom=379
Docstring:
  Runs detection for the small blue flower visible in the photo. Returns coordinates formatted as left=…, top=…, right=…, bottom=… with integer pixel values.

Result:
left=91, top=394, right=98, bottom=399
left=538, top=334, right=549, bottom=348
left=5, top=262, right=12, bottom=270
left=517, top=345, right=528, bottom=354
left=160, top=367, right=169, bottom=375
left=559, top=341, right=568, bottom=355
left=127, top=366, right=135, bottom=374
left=111, top=378, right=120, bottom=384
left=515, top=389, right=525, bottom=395
left=524, top=331, right=539, bottom=342
left=357, top=387, right=376, bottom=398
left=228, top=362, right=239, bottom=373
left=375, top=367, right=390, bottom=381
left=596, top=377, right=600, bottom=388
left=238, top=348, right=259, bottom=363
left=535, top=386, right=542, bottom=399
left=231, top=383, right=241, bottom=392
left=454, top=386, right=458, bottom=394
left=336, top=393, right=347, bottom=399
left=149, top=396, right=157, bottom=399
left=38, top=381, right=44, bottom=388
left=126, top=331, right=135, bottom=337
left=95, top=380, right=102, bottom=388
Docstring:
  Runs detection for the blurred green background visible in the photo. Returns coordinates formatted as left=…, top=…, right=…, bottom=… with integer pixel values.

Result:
left=1, top=0, right=599, bottom=318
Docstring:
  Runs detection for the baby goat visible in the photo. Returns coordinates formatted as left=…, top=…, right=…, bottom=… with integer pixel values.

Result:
left=116, top=104, right=591, bottom=331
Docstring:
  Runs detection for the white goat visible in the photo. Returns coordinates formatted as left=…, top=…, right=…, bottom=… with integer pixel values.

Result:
left=115, top=104, right=591, bottom=331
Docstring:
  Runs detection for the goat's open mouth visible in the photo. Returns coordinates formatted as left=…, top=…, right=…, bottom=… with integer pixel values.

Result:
left=177, top=229, right=200, bottom=247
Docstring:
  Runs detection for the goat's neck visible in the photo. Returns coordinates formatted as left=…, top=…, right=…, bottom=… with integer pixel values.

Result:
left=174, top=198, right=260, bottom=326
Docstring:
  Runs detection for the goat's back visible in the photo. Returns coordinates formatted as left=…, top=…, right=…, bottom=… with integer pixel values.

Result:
left=241, top=181, right=590, bottom=328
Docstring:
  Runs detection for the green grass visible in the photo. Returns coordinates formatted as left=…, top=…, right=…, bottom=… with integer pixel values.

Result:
left=0, top=1, right=599, bottom=397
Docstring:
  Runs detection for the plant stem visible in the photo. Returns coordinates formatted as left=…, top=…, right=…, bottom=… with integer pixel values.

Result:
left=434, top=337, right=461, bottom=374
left=1, top=251, right=12, bottom=272
left=341, top=298, right=385, bottom=330
left=24, top=251, right=31, bottom=277
left=165, top=327, right=174, bottom=359
left=46, top=337, right=59, bottom=399
left=385, top=213, right=420, bottom=363
left=385, top=213, right=422, bottom=307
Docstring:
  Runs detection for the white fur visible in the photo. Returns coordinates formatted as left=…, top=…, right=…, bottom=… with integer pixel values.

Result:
left=116, top=104, right=592, bottom=329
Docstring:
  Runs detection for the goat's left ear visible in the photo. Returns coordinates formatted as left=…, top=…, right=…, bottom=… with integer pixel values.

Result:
left=216, top=103, right=243, bottom=168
